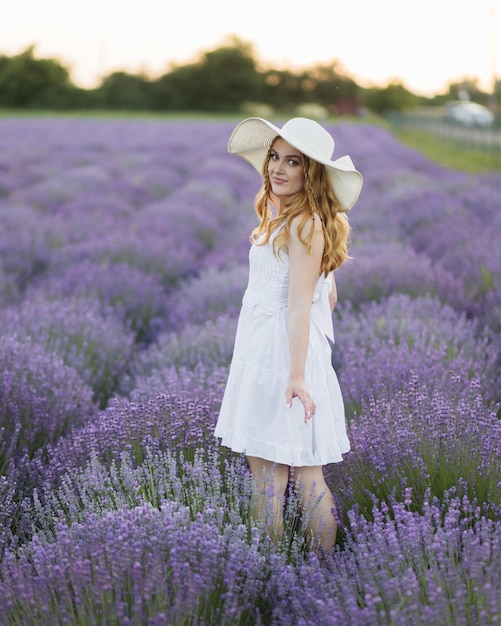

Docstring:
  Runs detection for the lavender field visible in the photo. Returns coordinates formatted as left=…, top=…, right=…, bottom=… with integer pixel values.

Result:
left=0, top=117, right=500, bottom=625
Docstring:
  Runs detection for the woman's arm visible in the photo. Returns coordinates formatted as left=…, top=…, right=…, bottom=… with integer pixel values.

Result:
left=329, top=273, right=338, bottom=312
left=285, top=215, right=324, bottom=423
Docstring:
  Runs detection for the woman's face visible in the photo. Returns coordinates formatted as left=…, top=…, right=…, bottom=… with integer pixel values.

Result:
left=268, top=138, right=305, bottom=200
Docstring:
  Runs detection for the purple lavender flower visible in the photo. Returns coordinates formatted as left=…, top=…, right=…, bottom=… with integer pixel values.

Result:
left=165, top=264, right=247, bottom=331
left=0, top=335, right=96, bottom=467
left=1, top=117, right=501, bottom=623
left=30, top=260, right=171, bottom=343
left=267, top=490, right=501, bottom=625
left=0, top=502, right=272, bottom=624
left=130, top=363, right=229, bottom=402
left=1, top=294, right=136, bottom=407
left=336, top=242, right=467, bottom=311
left=334, top=294, right=500, bottom=413
left=326, top=375, right=501, bottom=525
left=0, top=468, right=19, bottom=559
left=40, top=389, right=223, bottom=490
left=0, top=203, right=51, bottom=290
left=132, top=314, right=238, bottom=382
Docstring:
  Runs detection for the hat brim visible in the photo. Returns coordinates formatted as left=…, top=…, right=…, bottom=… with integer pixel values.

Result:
left=227, top=117, right=363, bottom=211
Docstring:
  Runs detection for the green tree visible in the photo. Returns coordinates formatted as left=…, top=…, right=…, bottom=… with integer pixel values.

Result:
left=153, top=63, right=206, bottom=111
left=153, top=37, right=263, bottom=111
left=261, top=68, right=306, bottom=112
left=362, top=82, right=419, bottom=115
left=95, top=71, right=153, bottom=109
left=261, top=62, right=360, bottom=115
left=0, top=46, right=73, bottom=107
left=308, top=63, right=360, bottom=114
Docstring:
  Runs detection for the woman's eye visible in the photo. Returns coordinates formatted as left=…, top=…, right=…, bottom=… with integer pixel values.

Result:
left=270, top=154, right=299, bottom=166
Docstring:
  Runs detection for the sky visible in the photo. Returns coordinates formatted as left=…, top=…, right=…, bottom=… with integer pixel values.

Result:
left=2, top=0, right=500, bottom=97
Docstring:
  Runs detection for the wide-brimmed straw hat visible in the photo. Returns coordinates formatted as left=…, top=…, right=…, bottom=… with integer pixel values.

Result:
left=227, top=117, right=363, bottom=211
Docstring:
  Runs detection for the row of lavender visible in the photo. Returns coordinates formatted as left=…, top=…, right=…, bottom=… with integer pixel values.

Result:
left=0, top=118, right=500, bottom=624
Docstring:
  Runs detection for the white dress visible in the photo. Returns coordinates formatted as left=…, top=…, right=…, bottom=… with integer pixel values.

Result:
left=214, top=225, right=350, bottom=466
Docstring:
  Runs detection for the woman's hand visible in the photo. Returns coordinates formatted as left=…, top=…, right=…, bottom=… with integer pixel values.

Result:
left=285, top=376, right=316, bottom=423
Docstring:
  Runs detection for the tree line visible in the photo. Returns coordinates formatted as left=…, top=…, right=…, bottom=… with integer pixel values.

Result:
left=0, top=39, right=498, bottom=115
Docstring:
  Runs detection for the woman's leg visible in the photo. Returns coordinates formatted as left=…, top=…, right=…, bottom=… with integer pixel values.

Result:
left=293, top=465, right=337, bottom=553
left=247, top=456, right=290, bottom=543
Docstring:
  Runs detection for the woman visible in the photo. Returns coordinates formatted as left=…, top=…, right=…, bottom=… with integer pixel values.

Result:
left=214, top=117, right=363, bottom=553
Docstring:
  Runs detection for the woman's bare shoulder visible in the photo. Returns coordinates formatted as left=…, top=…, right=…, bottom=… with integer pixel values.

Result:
left=287, top=212, right=324, bottom=258
left=289, top=211, right=323, bottom=234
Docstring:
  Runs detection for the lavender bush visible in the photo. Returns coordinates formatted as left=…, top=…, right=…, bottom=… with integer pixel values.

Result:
left=325, top=375, right=501, bottom=525
left=165, top=264, right=247, bottom=331
left=0, top=503, right=274, bottom=625
left=1, top=295, right=136, bottom=407
left=131, top=314, right=238, bottom=382
left=38, top=389, right=223, bottom=490
left=0, top=262, right=18, bottom=307
left=129, top=363, right=229, bottom=403
left=0, top=117, right=500, bottom=624
left=29, top=260, right=171, bottom=343
left=333, top=293, right=500, bottom=414
left=0, top=203, right=52, bottom=291
left=335, top=242, right=467, bottom=311
left=0, top=469, right=19, bottom=559
left=268, top=492, right=501, bottom=625
left=0, top=335, right=96, bottom=469
left=47, top=228, right=202, bottom=289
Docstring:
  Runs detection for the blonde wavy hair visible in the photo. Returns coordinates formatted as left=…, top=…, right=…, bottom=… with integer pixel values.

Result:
left=250, top=140, right=351, bottom=275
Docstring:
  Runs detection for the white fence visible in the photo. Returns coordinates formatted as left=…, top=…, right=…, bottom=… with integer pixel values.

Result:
left=388, top=111, right=501, bottom=155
